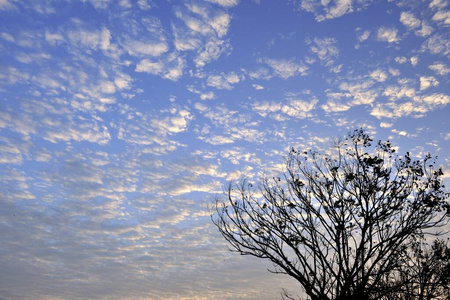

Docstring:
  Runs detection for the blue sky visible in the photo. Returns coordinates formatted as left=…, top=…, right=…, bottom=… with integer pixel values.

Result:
left=0, top=0, right=449, bottom=299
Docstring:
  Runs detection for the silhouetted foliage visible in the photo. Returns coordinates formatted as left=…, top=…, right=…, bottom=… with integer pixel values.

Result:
left=212, top=129, right=449, bottom=300
left=377, top=238, right=450, bottom=300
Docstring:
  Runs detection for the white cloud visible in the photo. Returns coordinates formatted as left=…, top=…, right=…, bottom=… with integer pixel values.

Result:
left=308, top=37, right=339, bottom=66
left=429, top=63, right=450, bottom=75
left=422, top=93, right=450, bottom=106
left=135, top=55, right=186, bottom=81
left=45, top=121, right=111, bottom=145
left=395, top=56, right=408, bottom=64
left=247, top=68, right=272, bottom=80
left=383, top=81, right=416, bottom=101
left=163, top=55, right=186, bottom=81
left=207, top=71, right=242, bottom=89
left=135, top=59, right=164, bottom=74
left=296, top=0, right=369, bottom=21
left=68, top=27, right=111, bottom=51
left=194, top=38, right=231, bottom=67
left=0, top=0, right=17, bottom=10
left=154, top=109, right=193, bottom=134
left=400, top=11, right=421, bottom=29
left=280, top=98, right=318, bottom=118
left=44, top=30, right=64, bottom=45
left=380, top=122, right=393, bottom=128
left=419, top=76, right=439, bottom=90
left=389, top=68, right=400, bottom=76
left=415, top=21, right=433, bottom=37
left=429, top=0, right=447, bottom=9
left=123, top=39, right=168, bottom=57
left=252, top=84, right=264, bottom=90
left=422, top=34, right=450, bottom=56
left=114, top=73, right=132, bottom=90
left=200, top=134, right=235, bottom=145
left=194, top=102, right=208, bottom=112
left=252, top=95, right=318, bottom=119
left=251, top=101, right=282, bottom=117
left=377, top=27, right=400, bottom=43
left=264, top=58, right=308, bottom=79
left=99, top=80, right=116, bottom=94
left=321, top=98, right=351, bottom=112
left=204, top=0, right=239, bottom=7
left=173, top=25, right=202, bottom=51
left=15, top=52, right=51, bottom=64
left=325, top=0, right=353, bottom=20
left=371, top=93, right=449, bottom=119
left=339, top=79, right=378, bottom=106
left=0, top=137, right=25, bottom=165
left=357, top=29, right=370, bottom=42
left=432, top=10, right=450, bottom=25
left=82, top=0, right=112, bottom=10
left=117, top=105, right=193, bottom=152
left=0, top=32, right=14, bottom=42
left=370, top=69, right=388, bottom=82
left=119, top=0, right=131, bottom=8
left=209, top=11, right=231, bottom=38
left=173, top=2, right=233, bottom=67
left=137, top=0, right=154, bottom=10
left=200, top=91, right=215, bottom=100
left=174, top=3, right=233, bottom=68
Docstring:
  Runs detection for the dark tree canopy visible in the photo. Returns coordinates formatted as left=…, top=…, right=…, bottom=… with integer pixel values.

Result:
left=381, top=238, right=450, bottom=300
left=212, top=129, right=450, bottom=300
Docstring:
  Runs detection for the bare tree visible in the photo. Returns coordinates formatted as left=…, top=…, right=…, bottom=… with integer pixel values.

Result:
left=212, top=129, right=449, bottom=300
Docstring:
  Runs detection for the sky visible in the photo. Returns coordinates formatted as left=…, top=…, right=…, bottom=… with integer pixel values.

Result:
left=0, top=0, right=449, bottom=299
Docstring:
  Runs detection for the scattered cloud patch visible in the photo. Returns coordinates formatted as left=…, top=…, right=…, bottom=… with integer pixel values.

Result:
left=207, top=71, right=243, bottom=89
left=67, top=27, right=111, bottom=51
left=247, top=67, right=272, bottom=80
left=421, top=33, right=450, bottom=56
left=370, top=69, right=388, bottom=82
left=380, top=122, right=393, bottom=128
left=204, top=0, right=240, bottom=7
left=0, top=32, right=15, bottom=42
left=135, top=55, right=186, bottom=81
left=194, top=38, right=231, bottom=67
left=307, top=37, right=339, bottom=68
left=419, top=76, right=439, bottom=90
left=0, top=0, right=17, bottom=10
left=400, top=11, right=421, bottom=29
left=356, top=28, right=370, bottom=43
left=429, top=63, right=450, bottom=75
left=371, top=93, right=449, bottom=119
left=173, top=2, right=233, bottom=68
left=123, top=39, right=168, bottom=57
left=263, top=58, right=308, bottom=79
left=377, top=26, right=400, bottom=43
left=395, top=56, right=408, bottom=64
left=432, top=10, right=450, bottom=25
left=295, top=0, right=373, bottom=21
left=252, top=94, right=318, bottom=120
left=200, top=91, right=216, bottom=100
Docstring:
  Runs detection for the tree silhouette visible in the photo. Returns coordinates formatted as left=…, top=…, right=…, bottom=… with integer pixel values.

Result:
left=212, top=129, right=449, bottom=300
left=378, top=238, right=450, bottom=300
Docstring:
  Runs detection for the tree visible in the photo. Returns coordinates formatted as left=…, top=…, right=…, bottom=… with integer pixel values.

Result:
left=379, top=238, right=450, bottom=300
left=212, top=129, right=449, bottom=300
